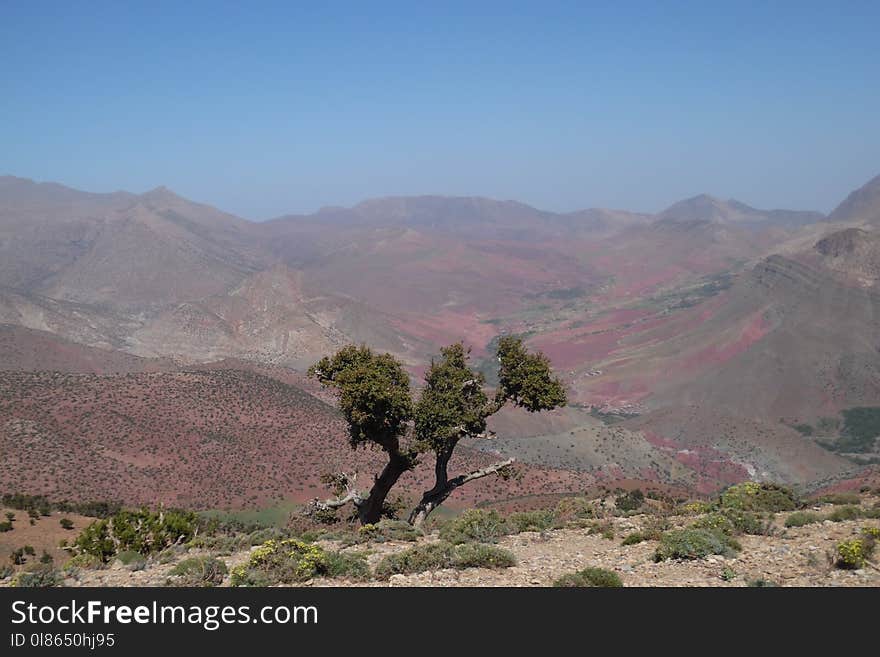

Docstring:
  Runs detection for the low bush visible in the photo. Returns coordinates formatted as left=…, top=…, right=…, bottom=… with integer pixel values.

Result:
left=374, top=542, right=516, bottom=579
left=63, top=553, right=103, bottom=571
left=74, top=508, right=198, bottom=562
left=552, top=497, right=597, bottom=528
left=357, top=519, right=422, bottom=543
left=0, top=521, right=12, bottom=532
left=654, top=528, right=740, bottom=562
left=230, top=539, right=368, bottom=586
left=719, top=482, right=799, bottom=513
left=439, top=509, right=509, bottom=544
left=680, top=501, right=713, bottom=515
left=827, top=505, right=862, bottom=522
left=552, top=567, right=622, bottom=587
left=615, top=489, right=645, bottom=513
left=167, top=557, right=228, bottom=587
left=835, top=536, right=875, bottom=569
left=621, top=532, right=649, bottom=546
left=817, top=493, right=862, bottom=506
left=507, top=510, right=555, bottom=533
left=785, top=511, right=823, bottom=528
left=747, top=579, right=778, bottom=587
left=692, top=509, right=768, bottom=536
left=13, top=565, right=62, bottom=588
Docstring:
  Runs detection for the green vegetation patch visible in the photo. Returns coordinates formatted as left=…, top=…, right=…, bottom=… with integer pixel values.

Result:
left=168, top=556, right=228, bottom=587
left=654, top=528, right=741, bottom=562
left=719, top=482, right=799, bottom=513
left=74, top=508, right=198, bottom=562
left=552, top=567, right=622, bottom=588
left=374, top=541, right=515, bottom=579
left=230, top=539, right=369, bottom=586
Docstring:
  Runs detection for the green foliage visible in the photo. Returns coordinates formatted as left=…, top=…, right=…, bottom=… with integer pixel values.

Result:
left=414, top=343, right=489, bottom=452
left=692, top=509, right=768, bottom=536
left=374, top=541, right=516, bottom=578
left=59, top=518, right=75, bottom=530
left=168, top=556, right=228, bottom=587
left=357, top=519, right=421, bottom=543
left=827, top=505, right=862, bottom=522
left=439, top=509, right=509, bottom=544
left=835, top=536, right=875, bottom=569
left=309, top=345, right=413, bottom=449
left=621, top=532, right=649, bottom=546
left=116, top=550, right=146, bottom=569
left=0, top=521, right=11, bottom=532
left=13, top=565, right=62, bottom=588
left=74, top=508, right=198, bottom=562
left=719, top=482, right=799, bottom=512
left=1, top=493, right=122, bottom=519
left=837, top=407, right=880, bottom=453
left=654, top=528, right=741, bottom=562
left=721, top=567, right=737, bottom=582
left=552, top=497, right=597, bottom=528
left=784, top=511, right=823, bottom=528
left=817, top=493, right=861, bottom=505
left=230, top=539, right=368, bottom=586
left=450, top=543, right=517, bottom=569
left=747, top=579, right=778, bottom=587
left=552, top=567, right=623, bottom=588
left=63, top=553, right=103, bottom=571
left=615, top=489, right=645, bottom=512
left=0, top=564, right=12, bottom=579
left=495, top=336, right=566, bottom=412
left=507, top=510, right=555, bottom=533
left=792, top=423, right=814, bottom=436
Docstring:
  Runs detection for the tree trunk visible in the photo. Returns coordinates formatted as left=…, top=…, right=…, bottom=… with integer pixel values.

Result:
left=408, top=451, right=515, bottom=527
left=356, top=452, right=411, bottom=525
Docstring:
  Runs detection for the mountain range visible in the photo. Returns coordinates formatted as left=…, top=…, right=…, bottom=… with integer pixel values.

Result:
left=2, top=172, right=880, bottom=507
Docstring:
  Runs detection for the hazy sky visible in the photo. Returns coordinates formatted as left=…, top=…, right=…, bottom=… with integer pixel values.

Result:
left=2, top=1, right=879, bottom=219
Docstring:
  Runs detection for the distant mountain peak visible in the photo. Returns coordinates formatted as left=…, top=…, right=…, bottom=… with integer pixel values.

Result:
left=828, top=173, right=880, bottom=225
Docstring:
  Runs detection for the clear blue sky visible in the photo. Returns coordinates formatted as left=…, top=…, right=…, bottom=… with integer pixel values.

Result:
left=2, top=1, right=878, bottom=219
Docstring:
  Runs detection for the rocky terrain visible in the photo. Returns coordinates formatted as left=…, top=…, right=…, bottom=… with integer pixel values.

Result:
left=8, top=490, right=874, bottom=588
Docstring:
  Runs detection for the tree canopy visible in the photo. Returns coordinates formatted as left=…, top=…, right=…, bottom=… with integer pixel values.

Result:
left=306, top=337, right=566, bottom=526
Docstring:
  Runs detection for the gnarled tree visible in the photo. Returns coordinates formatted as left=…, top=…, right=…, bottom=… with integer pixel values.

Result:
left=409, top=337, right=566, bottom=525
left=306, top=337, right=566, bottom=526
left=307, top=345, right=417, bottom=525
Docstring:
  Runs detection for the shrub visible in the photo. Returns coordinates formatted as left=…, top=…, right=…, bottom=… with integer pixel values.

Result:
left=507, top=510, right=555, bottom=533
left=817, top=493, right=862, bottom=506
left=552, top=497, right=596, bottom=527
left=654, top=529, right=740, bottom=562
left=621, top=532, right=649, bottom=546
left=785, top=511, right=823, bottom=528
left=0, top=521, right=11, bottom=532
left=721, top=567, right=737, bottom=582
left=357, top=519, right=421, bottom=543
left=13, top=565, right=62, bottom=588
left=59, top=518, right=75, bottom=530
left=74, top=508, right=197, bottom=562
left=588, top=520, right=615, bottom=540
left=835, top=537, right=875, bottom=569
left=168, top=557, right=228, bottom=587
left=0, top=564, right=12, bottom=579
left=719, top=482, right=798, bottom=513
left=63, top=553, right=103, bottom=571
left=439, top=509, right=509, bottom=544
left=374, top=541, right=516, bottom=579
left=692, top=509, right=768, bottom=536
left=552, top=567, right=622, bottom=587
left=747, top=579, right=778, bottom=587
left=827, top=505, right=862, bottom=522
left=450, top=543, right=517, bottom=570
left=230, top=539, right=368, bottom=586
left=116, top=550, right=145, bottom=566
left=681, top=501, right=713, bottom=515
left=615, top=489, right=645, bottom=512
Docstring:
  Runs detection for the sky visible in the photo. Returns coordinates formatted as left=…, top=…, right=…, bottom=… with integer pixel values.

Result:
left=2, top=1, right=879, bottom=220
